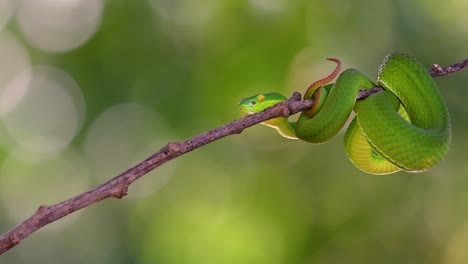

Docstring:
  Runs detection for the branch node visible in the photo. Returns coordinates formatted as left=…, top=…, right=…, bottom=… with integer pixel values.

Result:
left=232, top=128, right=243, bottom=135
left=112, top=184, right=128, bottom=199
left=167, top=142, right=182, bottom=152
left=289, top=92, right=302, bottom=102
left=36, top=205, right=50, bottom=214
left=278, top=92, right=305, bottom=117
left=429, top=64, right=444, bottom=75
left=279, top=102, right=292, bottom=117
left=9, top=233, right=20, bottom=246
left=162, top=142, right=182, bottom=155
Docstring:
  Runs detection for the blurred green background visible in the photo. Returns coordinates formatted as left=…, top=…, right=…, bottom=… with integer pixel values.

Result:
left=0, top=0, right=467, bottom=263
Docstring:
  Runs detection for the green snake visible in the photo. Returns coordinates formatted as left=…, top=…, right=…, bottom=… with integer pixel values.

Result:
left=238, top=53, right=451, bottom=175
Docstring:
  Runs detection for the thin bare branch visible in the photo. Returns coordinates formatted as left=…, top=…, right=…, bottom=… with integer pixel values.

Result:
left=0, top=58, right=466, bottom=255
left=429, top=58, right=468, bottom=77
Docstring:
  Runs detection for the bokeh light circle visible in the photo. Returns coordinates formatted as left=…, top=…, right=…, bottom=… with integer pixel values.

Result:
left=84, top=102, right=176, bottom=198
left=0, top=147, right=89, bottom=225
left=16, top=0, right=104, bottom=53
left=0, top=65, right=85, bottom=154
left=0, top=31, right=31, bottom=108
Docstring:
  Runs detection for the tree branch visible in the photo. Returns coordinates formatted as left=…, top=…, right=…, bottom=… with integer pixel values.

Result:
left=428, top=58, right=468, bottom=77
left=0, top=57, right=467, bottom=255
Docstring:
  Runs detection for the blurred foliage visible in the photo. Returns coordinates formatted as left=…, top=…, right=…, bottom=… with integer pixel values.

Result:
left=1, top=0, right=468, bottom=263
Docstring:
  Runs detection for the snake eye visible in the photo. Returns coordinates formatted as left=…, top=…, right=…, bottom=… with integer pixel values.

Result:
left=251, top=101, right=256, bottom=105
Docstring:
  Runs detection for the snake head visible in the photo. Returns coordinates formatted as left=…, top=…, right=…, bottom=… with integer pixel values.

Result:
left=238, top=93, right=287, bottom=116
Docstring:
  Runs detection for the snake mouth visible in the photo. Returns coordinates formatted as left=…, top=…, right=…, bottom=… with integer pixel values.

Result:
left=239, top=106, right=254, bottom=116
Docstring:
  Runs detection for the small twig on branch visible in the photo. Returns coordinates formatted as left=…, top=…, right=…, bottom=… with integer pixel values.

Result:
left=428, top=58, right=468, bottom=77
left=356, top=58, right=468, bottom=99
left=0, top=58, right=467, bottom=255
